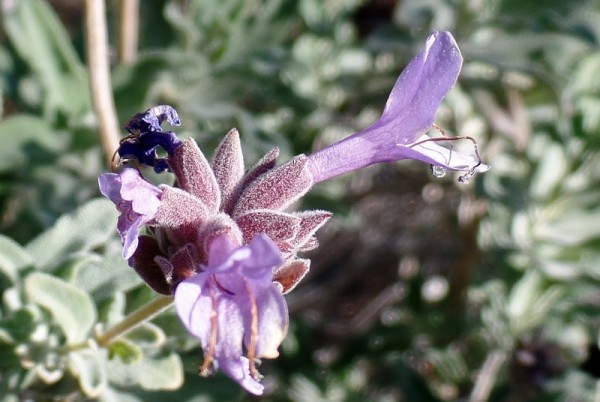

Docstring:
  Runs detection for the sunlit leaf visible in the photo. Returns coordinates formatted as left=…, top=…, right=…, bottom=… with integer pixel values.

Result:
left=25, top=272, right=96, bottom=344
left=2, top=0, right=90, bottom=118
left=69, top=348, right=107, bottom=398
left=106, top=352, right=183, bottom=390
left=0, top=235, right=33, bottom=284
left=25, top=199, right=118, bottom=271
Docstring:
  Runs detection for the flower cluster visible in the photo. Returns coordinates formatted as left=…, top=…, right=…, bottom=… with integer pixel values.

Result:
left=99, top=32, right=488, bottom=395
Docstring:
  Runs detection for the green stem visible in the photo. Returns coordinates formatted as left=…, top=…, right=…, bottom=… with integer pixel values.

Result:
left=95, top=296, right=174, bottom=347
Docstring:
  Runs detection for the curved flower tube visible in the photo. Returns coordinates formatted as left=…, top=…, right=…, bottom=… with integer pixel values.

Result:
left=306, top=31, right=489, bottom=184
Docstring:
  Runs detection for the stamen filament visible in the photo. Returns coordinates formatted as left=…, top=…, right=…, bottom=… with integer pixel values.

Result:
left=200, top=287, right=218, bottom=376
left=410, top=123, right=483, bottom=182
left=245, top=280, right=260, bottom=379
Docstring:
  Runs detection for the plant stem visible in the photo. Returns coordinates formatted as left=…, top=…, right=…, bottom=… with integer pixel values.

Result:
left=117, top=0, right=139, bottom=64
left=84, top=0, right=121, bottom=169
left=469, top=350, right=507, bottom=402
left=95, top=296, right=174, bottom=347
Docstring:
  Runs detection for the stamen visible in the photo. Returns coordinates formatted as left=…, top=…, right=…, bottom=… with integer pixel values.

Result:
left=199, top=287, right=218, bottom=377
left=110, top=148, right=121, bottom=172
left=410, top=123, right=483, bottom=183
left=244, top=280, right=260, bottom=380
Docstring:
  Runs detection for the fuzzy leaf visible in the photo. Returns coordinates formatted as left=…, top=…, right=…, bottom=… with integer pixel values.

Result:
left=274, top=258, right=310, bottom=294
left=0, top=115, right=65, bottom=171
left=106, top=352, right=183, bottom=390
left=0, top=235, right=33, bottom=284
left=2, top=0, right=90, bottom=117
left=239, top=147, right=280, bottom=189
left=25, top=272, right=96, bottom=344
left=154, top=187, right=208, bottom=246
left=107, top=338, right=143, bottom=364
left=235, top=210, right=302, bottom=244
left=169, top=139, right=220, bottom=212
left=233, top=155, right=313, bottom=215
left=69, top=348, right=107, bottom=397
left=292, top=210, right=332, bottom=250
left=25, top=199, right=118, bottom=271
left=212, top=128, right=245, bottom=212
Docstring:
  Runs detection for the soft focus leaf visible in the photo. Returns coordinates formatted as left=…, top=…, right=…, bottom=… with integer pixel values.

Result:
left=24, top=272, right=96, bottom=344
left=2, top=0, right=90, bottom=118
left=25, top=199, right=118, bottom=271
left=73, top=253, right=141, bottom=303
left=0, top=115, right=64, bottom=171
left=106, top=353, right=183, bottom=391
left=125, top=322, right=166, bottom=349
left=0, top=235, right=33, bottom=283
left=107, top=338, right=143, bottom=364
left=69, top=348, right=107, bottom=397
left=507, top=270, right=564, bottom=335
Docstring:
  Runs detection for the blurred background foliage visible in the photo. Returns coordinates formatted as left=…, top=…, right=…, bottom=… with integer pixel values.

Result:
left=1, top=0, right=600, bottom=400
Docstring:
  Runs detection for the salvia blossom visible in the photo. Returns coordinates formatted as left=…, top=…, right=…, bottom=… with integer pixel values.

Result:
left=99, top=31, right=488, bottom=395
left=307, top=31, right=489, bottom=183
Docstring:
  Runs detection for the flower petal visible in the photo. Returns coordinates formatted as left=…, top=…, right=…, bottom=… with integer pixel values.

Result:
left=218, top=356, right=264, bottom=396
left=119, top=168, right=162, bottom=215
left=98, top=173, right=121, bottom=203
left=398, top=134, right=490, bottom=172
left=117, top=214, right=145, bottom=259
left=241, top=234, right=284, bottom=282
left=213, top=295, right=265, bottom=395
left=174, top=273, right=212, bottom=346
left=124, top=105, right=181, bottom=134
left=379, top=31, right=462, bottom=143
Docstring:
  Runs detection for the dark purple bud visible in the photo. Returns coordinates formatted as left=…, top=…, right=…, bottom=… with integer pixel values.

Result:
left=118, top=105, right=183, bottom=173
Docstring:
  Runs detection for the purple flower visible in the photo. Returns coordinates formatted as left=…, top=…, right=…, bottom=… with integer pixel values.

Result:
left=99, top=30, right=491, bottom=395
left=306, top=31, right=490, bottom=184
left=118, top=105, right=183, bottom=173
left=174, top=233, right=287, bottom=395
left=98, top=168, right=162, bottom=259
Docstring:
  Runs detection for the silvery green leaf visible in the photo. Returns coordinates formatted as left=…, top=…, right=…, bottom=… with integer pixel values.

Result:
left=26, top=199, right=118, bottom=271
left=507, top=270, right=563, bottom=335
left=106, top=352, right=183, bottom=391
left=69, top=348, right=107, bottom=398
left=0, top=234, right=33, bottom=283
left=25, top=272, right=96, bottom=344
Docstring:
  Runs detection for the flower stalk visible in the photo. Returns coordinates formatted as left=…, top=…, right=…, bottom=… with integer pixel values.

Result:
left=95, top=296, right=173, bottom=347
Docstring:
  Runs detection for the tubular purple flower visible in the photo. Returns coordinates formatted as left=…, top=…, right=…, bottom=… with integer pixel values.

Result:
left=99, top=168, right=162, bottom=259
left=174, top=234, right=287, bottom=396
left=306, top=31, right=489, bottom=184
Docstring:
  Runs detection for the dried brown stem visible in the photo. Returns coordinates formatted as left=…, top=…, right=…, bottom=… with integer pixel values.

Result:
left=118, top=0, right=139, bottom=64
left=85, top=0, right=121, bottom=169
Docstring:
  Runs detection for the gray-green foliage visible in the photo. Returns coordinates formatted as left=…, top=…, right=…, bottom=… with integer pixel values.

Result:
left=1, top=0, right=600, bottom=400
